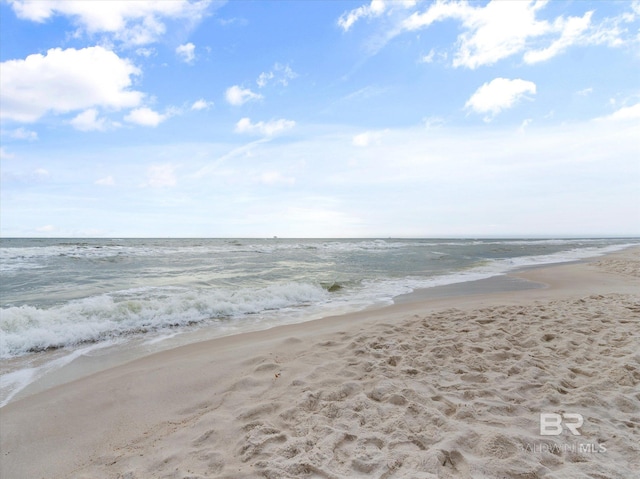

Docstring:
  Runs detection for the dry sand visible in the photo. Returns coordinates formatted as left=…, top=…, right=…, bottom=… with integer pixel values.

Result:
left=1, top=247, right=639, bottom=479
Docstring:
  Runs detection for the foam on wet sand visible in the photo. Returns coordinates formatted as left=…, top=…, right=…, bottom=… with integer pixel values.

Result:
left=1, top=247, right=639, bottom=478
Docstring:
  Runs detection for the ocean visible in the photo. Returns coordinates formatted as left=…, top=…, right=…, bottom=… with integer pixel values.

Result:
left=0, top=237, right=636, bottom=405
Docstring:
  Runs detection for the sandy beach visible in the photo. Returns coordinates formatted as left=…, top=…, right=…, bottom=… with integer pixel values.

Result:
left=1, top=247, right=639, bottom=479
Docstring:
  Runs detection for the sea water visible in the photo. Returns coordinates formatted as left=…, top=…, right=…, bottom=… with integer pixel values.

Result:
left=0, top=237, right=636, bottom=405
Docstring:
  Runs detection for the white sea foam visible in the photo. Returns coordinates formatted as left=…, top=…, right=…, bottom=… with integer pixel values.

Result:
left=0, top=341, right=117, bottom=407
left=0, top=282, right=329, bottom=359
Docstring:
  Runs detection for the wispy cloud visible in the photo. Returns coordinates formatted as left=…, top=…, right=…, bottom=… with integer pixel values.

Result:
left=256, top=63, right=297, bottom=88
left=234, top=118, right=295, bottom=136
left=3, top=127, right=38, bottom=141
left=145, top=164, right=177, bottom=188
left=95, top=175, right=115, bottom=186
left=419, top=49, right=435, bottom=64
left=258, top=171, right=296, bottom=186
left=524, top=11, right=593, bottom=64
left=576, top=87, right=594, bottom=96
left=338, top=0, right=386, bottom=32
left=343, top=0, right=640, bottom=68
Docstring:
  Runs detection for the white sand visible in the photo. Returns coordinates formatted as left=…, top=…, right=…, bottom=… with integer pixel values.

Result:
left=1, top=248, right=639, bottom=478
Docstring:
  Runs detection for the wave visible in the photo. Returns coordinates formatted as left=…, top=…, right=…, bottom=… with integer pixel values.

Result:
left=1, top=242, right=634, bottom=359
left=0, top=282, right=329, bottom=359
left=3, top=238, right=635, bottom=274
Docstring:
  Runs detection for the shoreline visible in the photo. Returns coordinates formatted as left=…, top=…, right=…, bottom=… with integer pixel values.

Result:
left=1, top=247, right=639, bottom=478
left=2, top=246, right=631, bottom=408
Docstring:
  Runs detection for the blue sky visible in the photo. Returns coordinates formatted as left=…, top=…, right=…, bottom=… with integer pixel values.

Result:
left=1, top=0, right=639, bottom=238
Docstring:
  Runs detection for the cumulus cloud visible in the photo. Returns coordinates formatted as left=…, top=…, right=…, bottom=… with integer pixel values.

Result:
left=234, top=118, right=295, bottom=136
left=176, top=42, right=196, bottom=64
left=124, top=107, right=171, bottom=127
left=70, top=108, right=108, bottom=131
left=465, top=78, right=537, bottom=119
left=338, top=0, right=386, bottom=31
left=191, top=99, right=213, bottom=110
left=1, top=46, right=143, bottom=123
left=225, top=85, right=263, bottom=106
left=7, top=0, right=210, bottom=46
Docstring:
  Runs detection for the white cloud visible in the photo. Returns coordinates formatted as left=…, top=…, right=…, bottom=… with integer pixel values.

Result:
left=36, top=224, right=55, bottom=233
left=95, top=175, right=115, bottom=186
left=225, top=85, right=263, bottom=106
left=596, top=103, right=640, bottom=122
left=4, top=127, right=38, bottom=140
left=338, top=0, right=386, bottom=31
left=422, top=116, right=445, bottom=129
left=585, top=4, right=640, bottom=47
left=1, top=46, right=143, bottom=123
left=518, top=118, right=533, bottom=133
left=234, top=118, right=295, bottom=136
left=191, top=99, right=213, bottom=111
left=135, top=47, right=156, bottom=57
left=465, top=78, right=537, bottom=119
left=419, top=49, right=435, bottom=63
left=124, top=107, right=170, bottom=127
left=577, top=87, right=594, bottom=96
left=0, top=147, right=15, bottom=160
left=524, top=11, right=593, bottom=64
left=402, top=0, right=634, bottom=69
left=453, top=1, right=551, bottom=69
left=70, top=108, right=108, bottom=131
left=7, top=0, right=210, bottom=46
left=176, top=42, right=196, bottom=64
left=257, top=63, right=298, bottom=88
left=405, top=0, right=552, bottom=69
left=259, top=171, right=296, bottom=186
left=352, top=130, right=387, bottom=147
left=146, top=164, right=177, bottom=188
left=256, top=71, right=274, bottom=88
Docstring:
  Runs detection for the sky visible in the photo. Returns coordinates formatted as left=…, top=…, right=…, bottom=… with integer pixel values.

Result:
left=1, top=0, right=639, bottom=238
